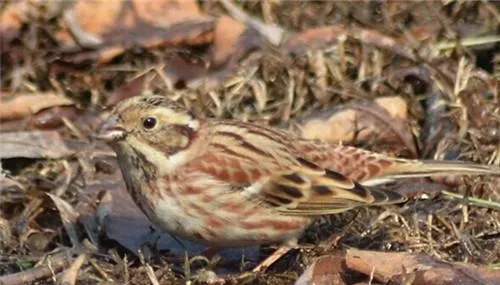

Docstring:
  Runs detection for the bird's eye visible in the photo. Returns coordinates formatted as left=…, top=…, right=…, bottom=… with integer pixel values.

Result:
left=142, top=117, right=157, bottom=129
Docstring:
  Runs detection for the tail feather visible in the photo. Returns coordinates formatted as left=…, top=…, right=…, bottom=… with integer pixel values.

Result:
left=363, top=159, right=500, bottom=186
left=369, top=187, right=408, bottom=205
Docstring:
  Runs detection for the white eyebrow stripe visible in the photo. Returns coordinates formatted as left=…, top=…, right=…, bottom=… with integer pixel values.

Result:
left=152, top=108, right=175, bottom=118
left=151, top=109, right=197, bottom=128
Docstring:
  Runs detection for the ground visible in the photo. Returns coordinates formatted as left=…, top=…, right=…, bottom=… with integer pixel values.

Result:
left=1, top=1, right=499, bottom=285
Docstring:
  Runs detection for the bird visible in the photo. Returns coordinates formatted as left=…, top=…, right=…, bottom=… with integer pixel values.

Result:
left=97, top=94, right=499, bottom=261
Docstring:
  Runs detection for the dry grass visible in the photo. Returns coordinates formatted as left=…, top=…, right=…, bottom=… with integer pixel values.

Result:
left=1, top=1, right=499, bottom=284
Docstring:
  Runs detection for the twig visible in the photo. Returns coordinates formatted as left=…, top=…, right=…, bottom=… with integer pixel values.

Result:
left=435, top=35, right=500, bottom=51
left=0, top=251, right=73, bottom=285
left=58, top=254, right=87, bottom=285
left=442, top=190, right=500, bottom=211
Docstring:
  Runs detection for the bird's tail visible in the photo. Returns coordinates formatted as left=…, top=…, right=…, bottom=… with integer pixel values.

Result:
left=362, top=159, right=500, bottom=186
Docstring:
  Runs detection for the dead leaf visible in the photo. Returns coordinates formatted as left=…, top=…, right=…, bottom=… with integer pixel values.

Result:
left=0, top=1, right=70, bottom=49
left=0, top=93, right=74, bottom=122
left=162, top=54, right=211, bottom=90
left=345, top=249, right=500, bottom=285
left=46, top=193, right=81, bottom=247
left=0, top=1, right=25, bottom=47
left=295, top=251, right=348, bottom=285
left=27, top=106, right=81, bottom=130
left=351, top=27, right=415, bottom=60
left=297, top=249, right=500, bottom=285
left=283, top=24, right=415, bottom=60
left=284, top=25, right=347, bottom=55
left=51, top=0, right=266, bottom=90
left=0, top=131, right=73, bottom=159
left=60, top=0, right=206, bottom=45
left=210, top=16, right=247, bottom=67
left=219, top=0, right=285, bottom=46
left=23, top=231, right=56, bottom=253
left=106, top=75, right=146, bottom=106
left=55, top=0, right=214, bottom=64
left=296, top=96, right=417, bottom=157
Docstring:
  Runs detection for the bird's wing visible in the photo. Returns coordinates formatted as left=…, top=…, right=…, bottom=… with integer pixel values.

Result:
left=185, top=121, right=406, bottom=215
left=258, top=160, right=406, bottom=215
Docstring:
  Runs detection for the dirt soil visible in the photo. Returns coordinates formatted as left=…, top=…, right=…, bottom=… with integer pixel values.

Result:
left=1, top=1, right=499, bottom=285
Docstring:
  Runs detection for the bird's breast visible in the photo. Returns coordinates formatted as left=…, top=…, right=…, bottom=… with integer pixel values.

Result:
left=147, top=172, right=311, bottom=246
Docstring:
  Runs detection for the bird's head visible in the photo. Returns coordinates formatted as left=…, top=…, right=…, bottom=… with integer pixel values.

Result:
left=97, top=94, right=201, bottom=171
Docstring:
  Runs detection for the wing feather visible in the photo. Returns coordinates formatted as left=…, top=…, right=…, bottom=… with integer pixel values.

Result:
left=186, top=121, right=406, bottom=216
left=260, top=162, right=406, bottom=215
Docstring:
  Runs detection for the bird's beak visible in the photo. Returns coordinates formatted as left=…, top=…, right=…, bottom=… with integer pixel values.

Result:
left=96, top=115, right=128, bottom=142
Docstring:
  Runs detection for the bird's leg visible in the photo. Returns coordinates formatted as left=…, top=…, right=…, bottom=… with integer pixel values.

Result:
left=251, top=246, right=293, bottom=272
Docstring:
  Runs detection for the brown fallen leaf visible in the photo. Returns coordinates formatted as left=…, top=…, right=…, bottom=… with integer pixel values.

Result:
left=54, top=0, right=214, bottom=64
left=297, top=249, right=500, bottom=285
left=219, top=0, right=285, bottom=46
left=295, top=251, right=347, bottom=285
left=52, top=0, right=267, bottom=91
left=0, top=93, right=74, bottom=121
left=283, top=25, right=414, bottom=60
left=0, top=0, right=72, bottom=54
left=57, top=0, right=207, bottom=46
left=210, top=16, right=247, bottom=67
left=106, top=75, right=146, bottom=106
left=284, top=25, right=347, bottom=55
left=23, top=231, right=55, bottom=253
left=0, top=131, right=73, bottom=159
left=162, top=53, right=211, bottom=90
left=0, top=1, right=25, bottom=49
left=46, top=193, right=81, bottom=248
left=351, top=27, right=415, bottom=60
left=27, top=106, right=81, bottom=130
left=296, top=96, right=417, bottom=157
left=345, top=249, right=500, bottom=285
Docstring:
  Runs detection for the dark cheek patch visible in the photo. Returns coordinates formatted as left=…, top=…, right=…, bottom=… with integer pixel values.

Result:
left=143, top=125, right=195, bottom=156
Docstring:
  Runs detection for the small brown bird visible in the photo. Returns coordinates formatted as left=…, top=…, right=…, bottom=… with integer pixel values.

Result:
left=97, top=94, right=499, bottom=249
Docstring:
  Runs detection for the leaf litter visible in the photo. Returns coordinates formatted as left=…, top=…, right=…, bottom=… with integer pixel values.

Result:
left=1, top=1, right=500, bottom=284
